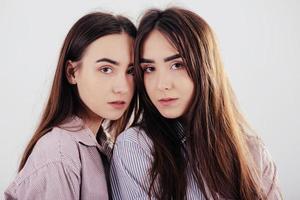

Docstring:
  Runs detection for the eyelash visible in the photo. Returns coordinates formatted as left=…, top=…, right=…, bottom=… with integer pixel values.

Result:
left=127, top=66, right=134, bottom=75
left=142, top=65, right=155, bottom=73
left=99, top=66, right=113, bottom=74
left=170, top=62, right=184, bottom=70
left=99, top=65, right=134, bottom=75
left=142, top=62, right=185, bottom=73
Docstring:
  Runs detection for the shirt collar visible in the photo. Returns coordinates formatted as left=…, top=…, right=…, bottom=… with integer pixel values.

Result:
left=58, top=116, right=113, bottom=158
left=176, top=121, right=186, bottom=143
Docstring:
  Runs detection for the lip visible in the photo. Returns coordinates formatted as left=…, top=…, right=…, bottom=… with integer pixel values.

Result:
left=158, top=97, right=178, bottom=106
left=108, top=101, right=126, bottom=109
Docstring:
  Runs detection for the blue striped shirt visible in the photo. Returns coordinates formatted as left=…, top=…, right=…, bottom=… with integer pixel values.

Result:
left=110, top=127, right=282, bottom=200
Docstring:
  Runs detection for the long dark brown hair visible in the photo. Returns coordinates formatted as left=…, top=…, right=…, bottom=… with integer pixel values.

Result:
left=133, top=7, right=264, bottom=200
left=19, top=12, right=137, bottom=171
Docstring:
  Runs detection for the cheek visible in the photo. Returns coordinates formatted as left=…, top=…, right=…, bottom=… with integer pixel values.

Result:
left=79, top=76, right=101, bottom=93
left=126, top=77, right=135, bottom=99
left=178, top=73, right=194, bottom=102
left=144, top=76, right=155, bottom=97
left=184, top=79, right=194, bottom=105
left=76, top=70, right=107, bottom=101
left=128, top=76, right=134, bottom=90
left=76, top=67, right=96, bottom=87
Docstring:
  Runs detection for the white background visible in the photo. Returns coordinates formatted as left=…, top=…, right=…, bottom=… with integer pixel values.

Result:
left=1, top=0, right=299, bottom=198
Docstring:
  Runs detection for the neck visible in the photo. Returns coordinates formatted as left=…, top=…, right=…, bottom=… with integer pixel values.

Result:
left=85, top=116, right=103, bottom=135
left=78, top=110, right=103, bottom=135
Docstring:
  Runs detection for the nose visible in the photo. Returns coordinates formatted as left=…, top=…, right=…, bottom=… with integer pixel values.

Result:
left=112, top=73, right=131, bottom=94
left=157, top=68, right=172, bottom=91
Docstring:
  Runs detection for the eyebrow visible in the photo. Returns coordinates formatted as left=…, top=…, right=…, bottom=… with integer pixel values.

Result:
left=164, top=54, right=181, bottom=62
left=140, top=54, right=181, bottom=63
left=96, top=58, right=119, bottom=65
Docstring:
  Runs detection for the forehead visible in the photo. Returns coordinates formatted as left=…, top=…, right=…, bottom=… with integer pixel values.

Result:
left=83, top=33, right=134, bottom=60
left=142, top=30, right=178, bottom=59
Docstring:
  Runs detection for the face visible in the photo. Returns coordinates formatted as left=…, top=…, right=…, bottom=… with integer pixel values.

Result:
left=67, top=33, right=134, bottom=121
left=140, top=30, right=194, bottom=119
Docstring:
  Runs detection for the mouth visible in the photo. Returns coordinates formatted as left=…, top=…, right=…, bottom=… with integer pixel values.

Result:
left=108, top=101, right=126, bottom=109
left=158, top=97, right=178, bottom=106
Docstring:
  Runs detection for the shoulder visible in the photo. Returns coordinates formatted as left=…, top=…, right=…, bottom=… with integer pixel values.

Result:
left=5, top=127, right=82, bottom=198
left=110, top=127, right=154, bottom=199
left=112, top=127, right=154, bottom=163
left=243, top=134, right=276, bottom=176
left=244, top=134, right=267, bottom=161
left=243, top=135, right=282, bottom=198
left=244, top=134, right=267, bottom=165
left=15, top=124, right=85, bottom=185
left=115, top=126, right=153, bottom=153
left=32, top=126, right=81, bottom=168
left=244, top=134, right=264, bottom=152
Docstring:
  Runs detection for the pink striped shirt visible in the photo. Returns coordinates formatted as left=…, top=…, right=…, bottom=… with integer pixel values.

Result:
left=5, top=116, right=110, bottom=200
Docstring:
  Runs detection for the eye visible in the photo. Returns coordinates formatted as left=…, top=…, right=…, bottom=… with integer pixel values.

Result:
left=99, top=66, right=113, bottom=74
left=126, top=66, right=134, bottom=75
left=142, top=65, right=155, bottom=73
left=170, top=62, right=184, bottom=70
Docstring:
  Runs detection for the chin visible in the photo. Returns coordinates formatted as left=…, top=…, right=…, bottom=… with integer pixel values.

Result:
left=102, top=112, right=124, bottom=121
left=160, top=111, right=182, bottom=119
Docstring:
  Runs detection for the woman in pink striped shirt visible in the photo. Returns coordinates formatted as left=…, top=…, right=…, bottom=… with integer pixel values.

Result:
left=5, top=12, right=136, bottom=200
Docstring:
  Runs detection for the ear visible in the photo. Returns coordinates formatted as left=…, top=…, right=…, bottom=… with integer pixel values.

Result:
left=65, top=60, right=77, bottom=84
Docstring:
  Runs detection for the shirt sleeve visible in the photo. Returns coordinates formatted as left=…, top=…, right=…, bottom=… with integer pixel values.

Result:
left=110, top=139, right=156, bottom=200
left=4, top=161, right=80, bottom=200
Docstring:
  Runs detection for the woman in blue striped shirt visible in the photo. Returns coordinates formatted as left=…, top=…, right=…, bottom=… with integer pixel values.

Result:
left=110, top=7, right=282, bottom=200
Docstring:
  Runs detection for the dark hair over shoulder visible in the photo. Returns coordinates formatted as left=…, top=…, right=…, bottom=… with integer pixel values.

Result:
left=133, top=7, right=265, bottom=200
left=19, top=12, right=137, bottom=171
